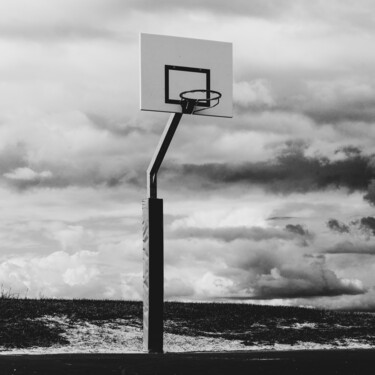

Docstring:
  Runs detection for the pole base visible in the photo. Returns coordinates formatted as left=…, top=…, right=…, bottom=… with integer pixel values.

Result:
left=142, top=198, right=164, bottom=353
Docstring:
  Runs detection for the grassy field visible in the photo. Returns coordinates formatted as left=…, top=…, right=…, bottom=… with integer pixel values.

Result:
left=1, top=297, right=375, bottom=351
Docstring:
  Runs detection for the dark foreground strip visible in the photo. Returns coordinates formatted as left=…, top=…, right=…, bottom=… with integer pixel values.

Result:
left=0, top=349, right=373, bottom=375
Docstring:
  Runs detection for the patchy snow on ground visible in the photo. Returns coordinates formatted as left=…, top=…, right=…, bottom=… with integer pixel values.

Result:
left=0, top=315, right=373, bottom=355
left=291, top=322, right=317, bottom=329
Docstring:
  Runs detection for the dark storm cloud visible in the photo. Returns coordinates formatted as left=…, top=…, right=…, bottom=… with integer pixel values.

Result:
left=285, top=224, right=308, bottom=236
left=324, top=241, right=375, bottom=255
left=364, top=180, right=375, bottom=205
left=4, top=141, right=374, bottom=197
left=285, top=224, right=312, bottom=246
left=359, top=217, right=375, bottom=235
left=166, top=142, right=375, bottom=195
left=224, top=250, right=366, bottom=300
left=336, top=146, right=362, bottom=157
left=267, top=216, right=295, bottom=221
left=224, top=247, right=283, bottom=276
left=252, top=263, right=366, bottom=299
left=169, top=225, right=308, bottom=243
left=327, top=219, right=350, bottom=234
left=212, top=236, right=365, bottom=300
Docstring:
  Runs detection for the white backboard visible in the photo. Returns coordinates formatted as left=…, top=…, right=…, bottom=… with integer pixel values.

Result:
left=140, top=33, right=232, bottom=118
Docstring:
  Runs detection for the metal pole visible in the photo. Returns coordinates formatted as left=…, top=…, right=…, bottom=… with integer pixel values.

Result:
left=147, top=113, right=183, bottom=199
left=142, top=112, right=182, bottom=353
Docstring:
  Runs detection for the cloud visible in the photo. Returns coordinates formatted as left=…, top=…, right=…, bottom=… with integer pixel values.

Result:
left=126, top=0, right=375, bottom=33
left=302, top=80, right=375, bottom=124
left=205, top=241, right=368, bottom=301
left=0, top=143, right=28, bottom=175
left=169, top=225, right=308, bottom=243
left=0, top=250, right=101, bottom=298
left=2, top=165, right=139, bottom=191
left=165, top=218, right=368, bottom=302
left=336, top=146, right=362, bottom=157
left=0, top=111, right=146, bottom=191
left=327, top=219, right=350, bottom=234
left=0, top=0, right=131, bottom=43
left=49, top=224, right=87, bottom=253
left=195, top=272, right=235, bottom=298
left=359, top=217, right=375, bottom=235
left=252, top=263, right=366, bottom=299
left=63, top=264, right=100, bottom=286
left=126, top=0, right=293, bottom=19
left=165, top=278, right=195, bottom=299
left=364, top=180, right=375, bottom=205
left=165, top=142, right=375, bottom=196
left=324, top=241, right=375, bottom=255
left=0, top=248, right=142, bottom=299
left=322, top=289, right=375, bottom=312
left=267, top=216, right=295, bottom=221
left=285, top=224, right=308, bottom=236
left=234, top=80, right=275, bottom=109
left=4, top=167, right=52, bottom=181
left=0, top=24, right=122, bottom=42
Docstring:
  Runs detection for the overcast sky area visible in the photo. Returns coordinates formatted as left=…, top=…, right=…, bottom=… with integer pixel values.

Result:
left=1, top=0, right=375, bottom=311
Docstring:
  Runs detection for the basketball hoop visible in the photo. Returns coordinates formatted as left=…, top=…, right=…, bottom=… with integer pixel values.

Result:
left=179, top=89, right=222, bottom=114
left=140, top=33, right=233, bottom=354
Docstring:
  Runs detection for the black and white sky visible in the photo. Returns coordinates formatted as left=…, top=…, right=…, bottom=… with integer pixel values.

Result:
left=1, top=0, right=375, bottom=310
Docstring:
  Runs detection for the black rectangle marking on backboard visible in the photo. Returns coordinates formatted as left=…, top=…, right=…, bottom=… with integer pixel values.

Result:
left=165, top=65, right=210, bottom=106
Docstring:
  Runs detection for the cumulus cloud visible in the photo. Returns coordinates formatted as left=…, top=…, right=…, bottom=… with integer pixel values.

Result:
left=0, top=249, right=142, bottom=299
left=191, top=240, right=367, bottom=300
left=63, top=264, right=99, bottom=286
left=252, top=263, right=365, bottom=299
left=195, top=272, right=236, bottom=298
left=0, top=251, right=100, bottom=298
left=165, top=219, right=367, bottom=302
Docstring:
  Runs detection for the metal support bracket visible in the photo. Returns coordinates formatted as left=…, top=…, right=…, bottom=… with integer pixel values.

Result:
left=147, top=113, right=183, bottom=198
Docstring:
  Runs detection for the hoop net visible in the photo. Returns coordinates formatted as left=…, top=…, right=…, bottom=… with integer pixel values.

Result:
left=179, top=89, right=222, bottom=114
